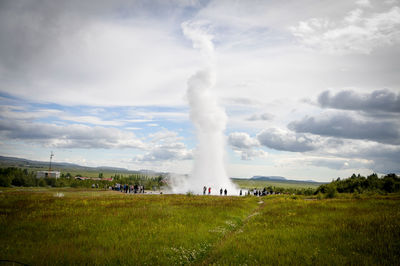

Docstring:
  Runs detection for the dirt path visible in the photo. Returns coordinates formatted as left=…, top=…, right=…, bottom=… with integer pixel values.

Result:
left=197, top=198, right=266, bottom=265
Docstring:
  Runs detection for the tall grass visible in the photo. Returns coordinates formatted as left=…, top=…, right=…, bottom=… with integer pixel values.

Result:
left=203, top=195, right=400, bottom=265
left=0, top=189, right=258, bottom=265
left=1, top=189, right=399, bottom=265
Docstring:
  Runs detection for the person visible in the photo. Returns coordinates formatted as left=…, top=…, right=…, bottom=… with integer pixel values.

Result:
left=220, top=188, right=223, bottom=195
left=240, top=189, right=242, bottom=196
left=208, top=187, right=211, bottom=195
left=224, top=189, right=227, bottom=196
left=203, top=186, right=207, bottom=195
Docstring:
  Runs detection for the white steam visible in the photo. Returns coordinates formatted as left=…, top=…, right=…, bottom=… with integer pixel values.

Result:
left=172, top=21, right=237, bottom=195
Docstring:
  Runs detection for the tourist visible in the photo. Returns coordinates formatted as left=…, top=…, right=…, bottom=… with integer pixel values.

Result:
left=208, top=187, right=211, bottom=195
left=240, top=189, right=242, bottom=196
left=220, top=188, right=223, bottom=195
left=224, top=189, right=227, bottom=195
left=203, top=186, right=207, bottom=195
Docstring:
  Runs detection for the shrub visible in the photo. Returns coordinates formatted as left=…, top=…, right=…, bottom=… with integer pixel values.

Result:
left=325, top=184, right=337, bottom=199
left=38, top=179, right=46, bottom=187
left=316, top=192, right=323, bottom=200
left=0, top=175, right=11, bottom=187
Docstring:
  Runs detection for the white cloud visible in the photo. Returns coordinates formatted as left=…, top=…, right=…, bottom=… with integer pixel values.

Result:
left=0, top=119, right=145, bottom=149
left=356, top=0, right=372, bottom=8
left=290, top=6, right=400, bottom=54
left=228, top=132, right=259, bottom=149
left=134, top=129, right=192, bottom=162
left=257, top=128, right=317, bottom=152
left=228, top=132, right=267, bottom=160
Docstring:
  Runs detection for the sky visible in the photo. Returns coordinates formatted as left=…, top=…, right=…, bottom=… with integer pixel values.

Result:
left=0, top=0, right=399, bottom=182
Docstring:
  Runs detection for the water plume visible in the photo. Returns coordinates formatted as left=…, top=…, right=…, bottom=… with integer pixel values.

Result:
left=174, top=21, right=237, bottom=195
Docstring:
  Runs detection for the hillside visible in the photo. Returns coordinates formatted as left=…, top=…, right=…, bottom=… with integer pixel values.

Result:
left=0, top=155, right=162, bottom=177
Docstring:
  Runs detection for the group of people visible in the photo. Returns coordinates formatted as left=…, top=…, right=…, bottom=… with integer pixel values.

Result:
left=111, top=183, right=145, bottom=194
left=245, top=188, right=278, bottom=196
left=201, top=186, right=277, bottom=196
left=202, top=186, right=229, bottom=195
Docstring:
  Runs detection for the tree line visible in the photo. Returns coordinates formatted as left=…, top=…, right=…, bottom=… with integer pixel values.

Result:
left=315, top=173, right=400, bottom=197
left=0, top=167, right=164, bottom=190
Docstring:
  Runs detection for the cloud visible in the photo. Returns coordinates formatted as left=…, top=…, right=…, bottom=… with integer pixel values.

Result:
left=0, top=0, right=199, bottom=106
left=134, top=146, right=192, bottom=162
left=356, top=0, right=372, bottom=8
left=228, top=132, right=259, bottom=149
left=256, top=128, right=316, bottom=152
left=0, top=119, right=145, bottom=149
left=289, top=113, right=400, bottom=145
left=328, top=139, right=400, bottom=173
left=290, top=6, right=400, bottom=54
left=228, top=132, right=267, bottom=160
left=278, top=156, right=373, bottom=170
left=246, top=113, right=274, bottom=121
left=235, top=149, right=268, bottom=161
left=305, top=157, right=373, bottom=170
left=134, top=129, right=192, bottom=162
left=318, top=89, right=400, bottom=113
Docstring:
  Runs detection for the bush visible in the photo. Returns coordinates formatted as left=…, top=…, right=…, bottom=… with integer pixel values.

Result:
left=316, top=192, right=323, bottom=200
left=325, top=184, right=337, bottom=199
left=38, top=179, right=46, bottom=187
left=0, top=175, right=11, bottom=187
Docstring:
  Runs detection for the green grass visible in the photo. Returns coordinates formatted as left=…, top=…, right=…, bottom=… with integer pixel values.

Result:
left=204, top=194, right=400, bottom=265
left=0, top=188, right=399, bottom=265
left=0, top=188, right=258, bottom=265
left=233, top=179, right=322, bottom=189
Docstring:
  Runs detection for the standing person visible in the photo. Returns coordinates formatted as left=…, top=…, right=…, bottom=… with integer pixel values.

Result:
left=208, top=187, right=211, bottom=195
left=220, top=188, right=223, bottom=195
left=240, top=189, right=242, bottom=196
left=224, top=189, right=227, bottom=196
left=203, top=186, right=207, bottom=195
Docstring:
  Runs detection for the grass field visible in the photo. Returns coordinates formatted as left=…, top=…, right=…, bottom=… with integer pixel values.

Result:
left=0, top=188, right=399, bottom=265
left=232, top=179, right=322, bottom=189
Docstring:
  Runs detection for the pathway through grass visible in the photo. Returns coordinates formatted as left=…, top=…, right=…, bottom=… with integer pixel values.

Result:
left=1, top=189, right=399, bottom=265
left=202, top=194, right=400, bottom=265
left=0, top=189, right=259, bottom=265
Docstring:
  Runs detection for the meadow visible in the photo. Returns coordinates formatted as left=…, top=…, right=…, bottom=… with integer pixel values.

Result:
left=0, top=188, right=399, bottom=265
left=232, top=179, right=322, bottom=189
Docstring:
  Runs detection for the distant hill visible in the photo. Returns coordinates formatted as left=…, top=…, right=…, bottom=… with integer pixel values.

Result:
left=0, top=155, right=163, bottom=176
left=251, top=176, right=286, bottom=181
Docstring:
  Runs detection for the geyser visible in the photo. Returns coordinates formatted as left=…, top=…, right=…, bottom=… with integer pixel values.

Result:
left=175, top=21, right=237, bottom=195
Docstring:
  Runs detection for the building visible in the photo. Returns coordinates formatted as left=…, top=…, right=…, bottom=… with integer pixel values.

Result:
left=36, top=171, right=60, bottom=178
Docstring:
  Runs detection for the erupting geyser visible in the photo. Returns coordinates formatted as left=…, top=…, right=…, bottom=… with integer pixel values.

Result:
left=173, top=21, right=237, bottom=194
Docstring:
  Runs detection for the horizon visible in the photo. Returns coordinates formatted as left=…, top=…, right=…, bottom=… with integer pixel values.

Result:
left=1, top=0, right=400, bottom=182
left=0, top=154, right=386, bottom=183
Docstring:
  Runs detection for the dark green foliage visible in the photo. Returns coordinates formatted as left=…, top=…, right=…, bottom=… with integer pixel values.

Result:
left=325, top=183, right=337, bottom=198
left=0, top=167, right=166, bottom=189
left=0, top=168, right=36, bottom=187
left=316, top=173, right=400, bottom=195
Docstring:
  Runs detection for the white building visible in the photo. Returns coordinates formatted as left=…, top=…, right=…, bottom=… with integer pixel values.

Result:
left=36, top=171, right=60, bottom=178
